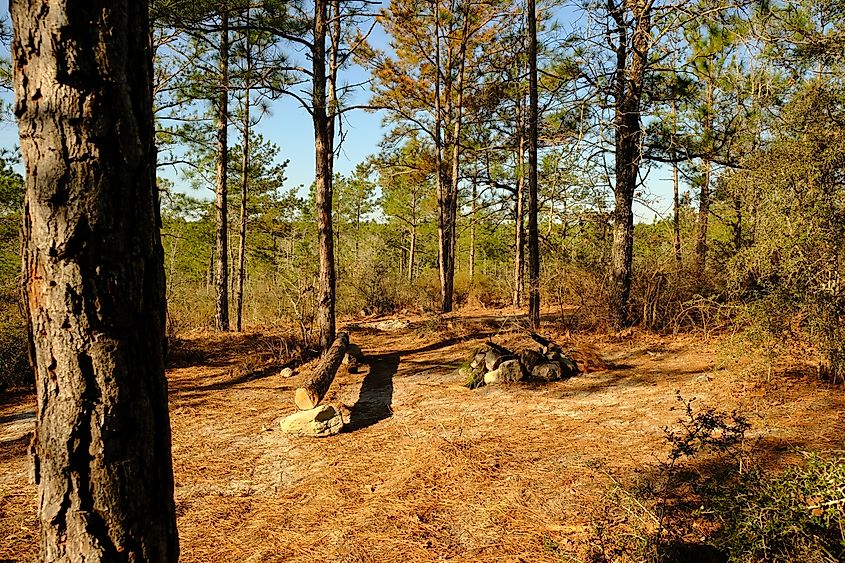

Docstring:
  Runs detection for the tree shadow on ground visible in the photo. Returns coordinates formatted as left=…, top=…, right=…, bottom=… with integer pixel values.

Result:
left=345, top=353, right=399, bottom=432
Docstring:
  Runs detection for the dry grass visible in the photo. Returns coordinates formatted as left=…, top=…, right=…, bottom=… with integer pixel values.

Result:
left=2, top=309, right=845, bottom=561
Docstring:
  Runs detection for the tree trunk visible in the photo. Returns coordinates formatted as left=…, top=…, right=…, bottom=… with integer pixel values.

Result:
left=235, top=7, right=251, bottom=333
left=469, top=177, right=477, bottom=281
left=314, top=0, right=336, bottom=350
left=527, top=0, right=541, bottom=329
left=215, top=5, right=230, bottom=331
left=695, top=80, right=714, bottom=279
left=443, top=10, right=470, bottom=312
left=733, top=194, right=742, bottom=253
left=294, top=332, right=349, bottom=410
left=207, top=237, right=215, bottom=290
left=408, top=225, right=417, bottom=283
left=696, top=158, right=711, bottom=278
left=433, top=8, right=453, bottom=313
left=513, top=111, right=525, bottom=308
left=236, top=86, right=250, bottom=332
left=12, top=0, right=179, bottom=559
left=671, top=99, right=682, bottom=267
left=608, top=1, right=650, bottom=330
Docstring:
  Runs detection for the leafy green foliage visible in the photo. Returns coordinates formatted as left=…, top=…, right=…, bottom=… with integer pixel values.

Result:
left=0, top=148, right=28, bottom=390
left=726, top=81, right=845, bottom=379
left=711, top=453, right=845, bottom=562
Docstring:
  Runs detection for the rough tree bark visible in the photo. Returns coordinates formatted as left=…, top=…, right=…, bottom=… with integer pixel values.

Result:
left=215, top=3, right=231, bottom=331
left=294, top=332, right=349, bottom=410
left=433, top=7, right=452, bottom=313
left=527, top=0, right=541, bottom=329
left=235, top=8, right=251, bottom=333
left=608, top=0, right=651, bottom=330
left=313, top=0, right=336, bottom=350
left=11, top=0, right=179, bottom=559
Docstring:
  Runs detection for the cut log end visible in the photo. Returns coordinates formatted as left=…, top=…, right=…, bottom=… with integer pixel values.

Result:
left=294, top=332, right=349, bottom=411
left=294, top=388, right=320, bottom=411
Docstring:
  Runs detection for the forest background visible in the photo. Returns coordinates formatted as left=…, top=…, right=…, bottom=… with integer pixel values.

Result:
left=1, top=0, right=844, bottom=389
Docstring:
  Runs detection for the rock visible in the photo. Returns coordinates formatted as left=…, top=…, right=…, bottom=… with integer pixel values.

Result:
left=532, top=362, right=563, bottom=382
left=560, top=357, right=579, bottom=377
left=470, top=348, right=487, bottom=370
left=280, top=367, right=295, bottom=378
left=485, top=349, right=516, bottom=372
left=498, top=359, right=524, bottom=383
left=485, top=359, right=523, bottom=384
left=374, top=319, right=410, bottom=331
left=519, top=349, right=545, bottom=372
left=280, top=405, right=343, bottom=437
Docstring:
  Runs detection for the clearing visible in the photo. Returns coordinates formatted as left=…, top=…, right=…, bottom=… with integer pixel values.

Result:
left=2, top=309, right=844, bottom=561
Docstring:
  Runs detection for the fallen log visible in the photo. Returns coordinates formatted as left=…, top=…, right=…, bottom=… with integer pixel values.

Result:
left=529, top=332, right=562, bottom=355
left=294, top=332, right=349, bottom=410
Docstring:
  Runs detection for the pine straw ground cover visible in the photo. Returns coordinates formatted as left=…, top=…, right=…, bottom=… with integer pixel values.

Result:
left=1, top=309, right=844, bottom=561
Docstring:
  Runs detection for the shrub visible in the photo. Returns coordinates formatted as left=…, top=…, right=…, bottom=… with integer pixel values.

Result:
left=0, top=294, right=31, bottom=391
left=591, top=396, right=845, bottom=562
left=711, top=453, right=845, bottom=563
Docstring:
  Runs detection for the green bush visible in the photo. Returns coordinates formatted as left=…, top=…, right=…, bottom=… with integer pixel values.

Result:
left=0, top=296, right=30, bottom=391
left=711, top=453, right=845, bottom=562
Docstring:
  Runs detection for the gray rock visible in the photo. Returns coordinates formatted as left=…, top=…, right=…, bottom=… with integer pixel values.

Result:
left=532, top=362, right=563, bottom=382
left=470, top=348, right=488, bottom=370
left=280, top=367, right=295, bottom=378
left=280, top=405, right=343, bottom=437
left=374, top=319, right=410, bottom=331
left=485, top=349, right=516, bottom=372
left=485, top=359, right=523, bottom=384
left=519, top=349, right=545, bottom=372
left=560, top=357, right=579, bottom=377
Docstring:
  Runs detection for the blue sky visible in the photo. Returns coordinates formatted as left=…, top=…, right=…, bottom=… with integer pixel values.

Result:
left=0, top=2, right=679, bottom=223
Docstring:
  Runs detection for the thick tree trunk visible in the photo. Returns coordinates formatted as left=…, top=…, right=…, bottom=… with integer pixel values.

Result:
left=215, top=6, right=230, bottom=331
left=608, top=1, right=650, bottom=330
left=527, top=0, right=540, bottom=329
left=314, top=0, right=336, bottom=350
left=12, top=0, right=179, bottom=559
left=436, top=175, right=456, bottom=313
left=294, top=332, right=349, bottom=410
left=433, top=8, right=453, bottom=313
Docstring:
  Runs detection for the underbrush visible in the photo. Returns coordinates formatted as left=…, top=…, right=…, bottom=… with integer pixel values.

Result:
left=591, top=395, right=845, bottom=562
left=0, top=290, right=29, bottom=391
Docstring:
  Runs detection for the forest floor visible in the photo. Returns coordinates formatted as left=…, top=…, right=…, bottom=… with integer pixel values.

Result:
left=1, top=308, right=844, bottom=562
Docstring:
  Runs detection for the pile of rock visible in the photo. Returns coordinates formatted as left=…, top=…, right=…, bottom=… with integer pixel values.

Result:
left=462, top=334, right=579, bottom=387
